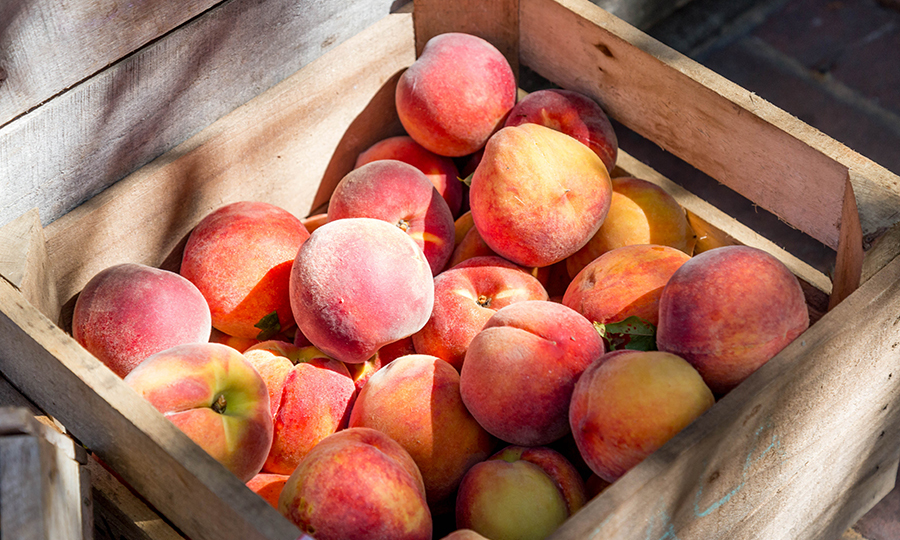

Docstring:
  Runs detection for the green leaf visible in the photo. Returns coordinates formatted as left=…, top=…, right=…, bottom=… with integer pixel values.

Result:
left=460, top=172, right=474, bottom=187
left=593, top=316, right=658, bottom=352
left=254, top=311, right=282, bottom=341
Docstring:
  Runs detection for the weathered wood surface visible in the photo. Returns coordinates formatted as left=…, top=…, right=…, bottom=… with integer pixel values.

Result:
left=0, top=407, right=92, bottom=540
left=0, top=0, right=399, bottom=231
left=0, top=0, right=219, bottom=126
left=0, top=209, right=59, bottom=321
left=520, top=0, right=900, bottom=247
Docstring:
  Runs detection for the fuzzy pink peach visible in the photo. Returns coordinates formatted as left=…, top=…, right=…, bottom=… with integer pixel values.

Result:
left=356, top=135, right=464, bottom=217
left=504, top=88, right=618, bottom=174
left=327, top=160, right=456, bottom=274
left=396, top=33, right=516, bottom=157
left=289, top=217, right=434, bottom=364
left=413, top=256, right=549, bottom=371
left=460, top=300, right=606, bottom=446
left=180, top=201, right=309, bottom=340
left=72, top=263, right=212, bottom=378
left=242, top=341, right=357, bottom=475
left=469, top=123, right=613, bottom=268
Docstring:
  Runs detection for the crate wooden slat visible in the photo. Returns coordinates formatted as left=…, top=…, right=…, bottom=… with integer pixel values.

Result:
left=0, top=0, right=219, bottom=127
left=0, top=1, right=899, bottom=540
left=0, top=407, right=92, bottom=540
left=0, top=0, right=398, bottom=232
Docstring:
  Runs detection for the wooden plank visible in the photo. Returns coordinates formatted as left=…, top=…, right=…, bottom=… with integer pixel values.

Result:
left=549, top=250, right=900, bottom=540
left=0, top=407, right=90, bottom=540
left=0, top=0, right=398, bottom=231
left=0, top=208, right=59, bottom=321
left=517, top=0, right=875, bottom=255
left=0, top=0, right=219, bottom=126
left=413, top=0, right=519, bottom=77
left=1, top=435, right=50, bottom=540
left=90, top=457, right=187, bottom=540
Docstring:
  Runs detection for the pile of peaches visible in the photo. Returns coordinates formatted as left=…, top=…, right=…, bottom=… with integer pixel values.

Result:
left=71, top=32, right=811, bottom=540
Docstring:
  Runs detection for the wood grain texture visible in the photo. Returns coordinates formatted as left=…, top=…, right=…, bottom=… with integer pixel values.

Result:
left=0, top=0, right=218, bottom=126
left=518, top=0, right=888, bottom=253
left=43, top=9, right=415, bottom=312
left=413, top=0, right=519, bottom=77
left=89, top=457, right=186, bottom=540
left=0, top=0, right=399, bottom=231
left=0, top=209, right=59, bottom=321
left=550, top=250, right=900, bottom=540
left=0, top=407, right=89, bottom=540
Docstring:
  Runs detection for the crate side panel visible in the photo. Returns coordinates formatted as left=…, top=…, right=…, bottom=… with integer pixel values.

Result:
left=550, top=252, right=900, bottom=539
left=0, top=0, right=398, bottom=231
left=520, top=0, right=852, bottom=251
left=42, top=11, right=416, bottom=312
left=0, top=0, right=218, bottom=126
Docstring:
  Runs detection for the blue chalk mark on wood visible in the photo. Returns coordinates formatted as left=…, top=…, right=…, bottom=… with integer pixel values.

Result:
left=693, top=419, right=781, bottom=518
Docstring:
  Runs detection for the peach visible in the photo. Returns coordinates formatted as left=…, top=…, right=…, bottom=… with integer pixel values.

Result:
left=440, top=530, right=489, bottom=540
left=328, top=160, right=456, bottom=274
left=453, top=210, right=476, bottom=247
left=72, top=263, right=212, bottom=378
left=447, top=223, right=498, bottom=269
left=455, top=445, right=586, bottom=540
left=124, top=342, right=273, bottom=482
left=469, top=123, right=613, bottom=268
left=209, top=327, right=258, bottom=353
left=348, top=354, right=497, bottom=509
left=180, top=201, right=309, bottom=339
left=563, top=244, right=692, bottom=328
left=412, top=256, right=549, bottom=371
left=289, top=217, right=434, bottom=364
left=460, top=300, right=606, bottom=446
left=246, top=472, right=289, bottom=508
left=504, top=88, right=618, bottom=175
left=657, top=245, right=809, bottom=395
left=242, top=340, right=357, bottom=475
left=569, top=349, right=715, bottom=482
left=346, top=336, right=417, bottom=393
left=278, top=427, right=432, bottom=540
left=301, top=212, right=328, bottom=234
left=356, top=135, right=464, bottom=217
left=396, top=32, right=516, bottom=157
left=566, top=176, right=696, bottom=279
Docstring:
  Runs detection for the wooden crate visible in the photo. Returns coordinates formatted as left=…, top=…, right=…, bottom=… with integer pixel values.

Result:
left=2, top=1, right=900, bottom=539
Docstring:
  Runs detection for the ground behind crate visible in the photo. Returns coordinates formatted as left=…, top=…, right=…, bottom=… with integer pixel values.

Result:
left=618, top=0, right=900, bottom=538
